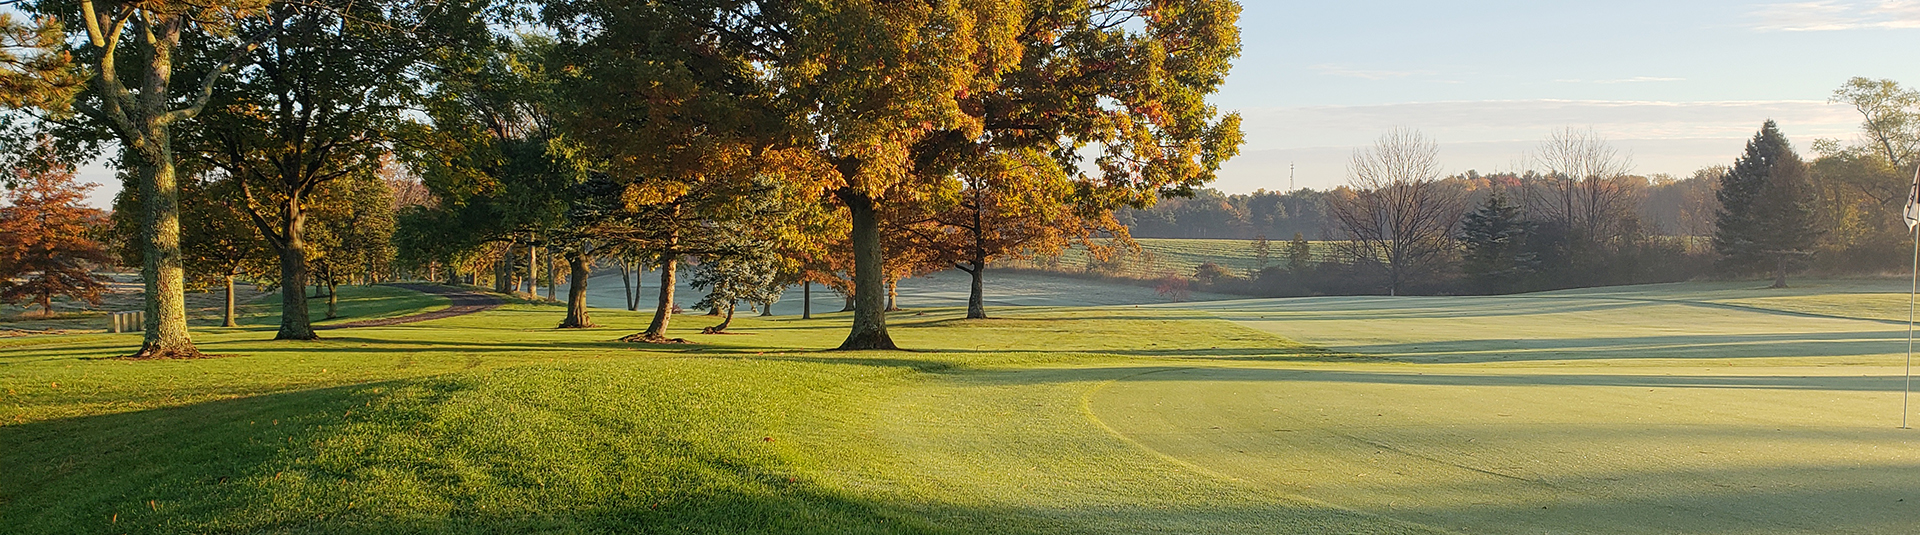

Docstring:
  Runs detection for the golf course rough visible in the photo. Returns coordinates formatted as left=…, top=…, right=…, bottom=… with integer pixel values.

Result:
left=4, top=279, right=1919, bottom=533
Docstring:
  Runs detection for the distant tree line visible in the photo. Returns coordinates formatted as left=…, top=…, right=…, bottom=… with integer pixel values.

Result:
left=1135, top=78, right=1918, bottom=297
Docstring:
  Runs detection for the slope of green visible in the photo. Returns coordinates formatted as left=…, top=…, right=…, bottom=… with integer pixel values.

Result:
left=1136, top=282, right=1920, bottom=534
left=7, top=281, right=1920, bottom=533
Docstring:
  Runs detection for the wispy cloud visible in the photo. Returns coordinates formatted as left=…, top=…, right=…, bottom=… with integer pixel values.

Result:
left=1747, top=0, right=1920, bottom=31
left=1553, top=77, right=1686, bottom=84
left=1309, top=64, right=1431, bottom=80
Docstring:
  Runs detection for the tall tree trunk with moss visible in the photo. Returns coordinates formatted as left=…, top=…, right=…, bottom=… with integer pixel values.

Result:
left=560, top=248, right=594, bottom=328
left=837, top=189, right=896, bottom=350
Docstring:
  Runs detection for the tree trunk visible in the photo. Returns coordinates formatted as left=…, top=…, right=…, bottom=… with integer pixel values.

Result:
left=545, top=245, right=556, bottom=301
left=274, top=202, right=317, bottom=339
left=1772, top=254, right=1789, bottom=289
left=841, top=291, right=855, bottom=312
left=526, top=237, right=537, bottom=295
left=885, top=277, right=900, bottom=312
left=802, top=281, right=812, bottom=319
left=325, top=279, right=338, bottom=320
left=618, top=258, right=636, bottom=311
left=132, top=152, right=201, bottom=358
left=760, top=299, right=773, bottom=317
left=705, top=303, right=735, bottom=333
left=837, top=189, right=896, bottom=350
left=966, top=260, right=987, bottom=319
left=625, top=254, right=679, bottom=342
left=560, top=248, right=595, bottom=328
left=495, top=243, right=514, bottom=293
left=222, top=274, right=237, bottom=327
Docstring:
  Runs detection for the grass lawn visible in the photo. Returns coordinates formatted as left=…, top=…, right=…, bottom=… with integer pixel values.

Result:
left=5, top=280, right=1919, bottom=533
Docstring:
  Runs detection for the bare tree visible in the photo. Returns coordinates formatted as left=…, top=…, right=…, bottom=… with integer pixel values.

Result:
left=1328, top=128, right=1464, bottom=295
left=1528, top=127, right=1639, bottom=240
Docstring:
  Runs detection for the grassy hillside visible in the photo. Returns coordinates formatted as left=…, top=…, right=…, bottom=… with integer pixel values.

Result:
left=6, top=281, right=1919, bottom=533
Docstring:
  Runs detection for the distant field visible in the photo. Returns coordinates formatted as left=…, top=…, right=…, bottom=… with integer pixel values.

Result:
left=997, top=238, right=1340, bottom=280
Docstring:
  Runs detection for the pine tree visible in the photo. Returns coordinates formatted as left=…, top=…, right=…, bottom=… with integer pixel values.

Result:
left=0, top=166, right=111, bottom=314
left=1284, top=233, right=1313, bottom=272
left=1714, top=120, right=1820, bottom=287
left=1460, top=190, right=1537, bottom=294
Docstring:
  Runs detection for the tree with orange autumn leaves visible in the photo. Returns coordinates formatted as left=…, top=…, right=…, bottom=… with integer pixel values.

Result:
left=0, top=165, right=112, bottom=315
left=545, top=0, right=1243, bottom=350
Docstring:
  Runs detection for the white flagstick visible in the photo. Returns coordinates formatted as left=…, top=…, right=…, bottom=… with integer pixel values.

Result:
left=1905, top=165, right=1920, bottom=429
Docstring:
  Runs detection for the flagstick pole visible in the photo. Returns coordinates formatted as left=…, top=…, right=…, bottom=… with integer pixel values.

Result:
left=1907, top=225, right=1916, bottom=429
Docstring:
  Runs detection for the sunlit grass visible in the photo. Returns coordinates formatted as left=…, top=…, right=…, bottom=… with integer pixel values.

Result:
left=6, top=280, right=1919, bottom=533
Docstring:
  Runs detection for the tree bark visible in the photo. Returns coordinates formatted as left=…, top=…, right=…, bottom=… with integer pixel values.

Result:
left=618, top=258, right=636, bottom=311
left=133, top=148, right=201, bottom=358
left=704, top=303, right=735, bottom=333
left=325, top=278, right=338, bottom=320
left=760, top=299, right=773, bottom=317
left=802, top=281, right=812, bottom=319
left=1772, top=254, right=1789, bottom=289
left=625, top=254, right=679, bottom=342
left=526, top=237, right=537, bottom=295
left=274, top=210, right=317, bottom=339
left=837, top=189, right=896, bottom=350
left=965, top=260, right=987, bottom=319
left=885, top=277, right=900, bottom=312
left=495, top=242, right=514, bottom=293
left=560, top=248, right=595, bottom=328
left=545, top=245, right=556, bottom=301
left=222, top=274, right=237, bottom=327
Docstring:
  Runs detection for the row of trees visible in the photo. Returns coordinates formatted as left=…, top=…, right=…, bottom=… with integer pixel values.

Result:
left=1, top=0, right=1246, bottom=355
left=1260, top=78, right=1913, bottom=297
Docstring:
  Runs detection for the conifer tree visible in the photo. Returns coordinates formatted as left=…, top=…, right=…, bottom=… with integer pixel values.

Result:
left=1714, top=120, right=1820, bottom=288
left=1460, top=190, right=1536, bottom=294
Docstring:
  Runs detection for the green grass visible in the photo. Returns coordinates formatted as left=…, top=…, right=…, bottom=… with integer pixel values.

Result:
left=6, top=280, right=1920, bottom=533
left=997, top=238, right=1339, bottom=280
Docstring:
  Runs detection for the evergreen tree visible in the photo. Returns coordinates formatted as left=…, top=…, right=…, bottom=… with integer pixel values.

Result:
left=1284, top=233, right=1313, bottom=272
left=690, top=250, right=783, bottom=335
left=1714, top=120, right=1820, bottom=287
left=1460, top=190, right=1537, bottom=294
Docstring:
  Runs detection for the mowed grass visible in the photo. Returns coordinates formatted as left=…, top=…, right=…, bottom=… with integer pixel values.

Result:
left=6, top=280, right=1920, bottom=533
left=1, top=285, right=1427, bottom=534
left=1147, top=279, right=1920, bottom=534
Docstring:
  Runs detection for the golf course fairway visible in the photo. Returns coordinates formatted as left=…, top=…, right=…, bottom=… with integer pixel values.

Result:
left=4, top=279, right=1918, bottom=533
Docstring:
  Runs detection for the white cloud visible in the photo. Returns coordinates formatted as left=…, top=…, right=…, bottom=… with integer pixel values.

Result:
left=1747, top=0, right=1920, bottom=31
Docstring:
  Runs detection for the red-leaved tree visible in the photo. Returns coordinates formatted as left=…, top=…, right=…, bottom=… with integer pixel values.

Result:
left=0, top=166, right=112, bottom=314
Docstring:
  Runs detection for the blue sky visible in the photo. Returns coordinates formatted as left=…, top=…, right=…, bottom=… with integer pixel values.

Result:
left=1210, top=0, right=1920, bottom=193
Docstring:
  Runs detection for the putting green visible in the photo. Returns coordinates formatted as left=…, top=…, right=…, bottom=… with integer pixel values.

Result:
left=1081, top=280, right=1920, bottom=534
